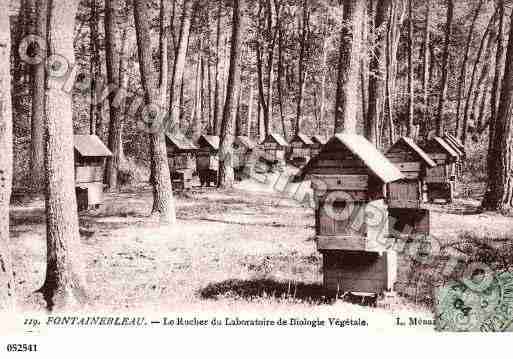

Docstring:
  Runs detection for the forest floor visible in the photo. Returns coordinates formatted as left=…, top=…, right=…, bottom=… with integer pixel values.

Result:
left=8, top=169, right=513, bottom=331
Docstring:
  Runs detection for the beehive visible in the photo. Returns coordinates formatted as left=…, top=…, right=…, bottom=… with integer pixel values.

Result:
left=301, top=133, right=404, bottom=294
left=421, top=136, right=460, bottom=203
left=259, top=133, right=289, bottom=170
left=196, top=135, right=220, bottom=187
left=385, top=137, right=435, bottom=237
left=165, top=131, right=198, bottom=191
left=288, top=132, right=313, bottom=167
left=73, top=135, right=112, bottom=210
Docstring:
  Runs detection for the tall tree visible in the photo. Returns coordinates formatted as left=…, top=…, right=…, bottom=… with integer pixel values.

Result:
left=295, top=0, right=309, bottom=135
left=419, top=0, right=431, bottom=138
left=168, top=0, right=194, bottom=134
left=39, top=0, right=86, bottom=310
left=30, top=0, right=48, bottom=190
left=218, top=0, right=243, bottom=189
left=435, top=0, right=453, bottom=136
left=213, top=2, right=223, bottom=135
left=0, top=0, right=15, bottom=311
left=455, top=0, right=484, bottom=135
left=460, top=10, right=496, bottom=143
left=366, top=0, right=390, bottom=144
left=334, top=0, right=365, bottom=133
left=406, top=0, right=414, bottom=137
left=105, top=0, right=125, bottom=190
left=484, top=0, right=505, bottom=204
left=482, top=4, right=513, bottom=212
left=134, top=0, right=175, bottom=224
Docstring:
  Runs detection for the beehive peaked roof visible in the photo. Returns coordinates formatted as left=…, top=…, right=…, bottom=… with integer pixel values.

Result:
left=311, top=135, right=328, bottom=145
left=387, top=137, right=436, bottom=168
left=292, top=132, right=313, bottom=145
left=263, top=132, right=289, bottom=146
left=198, top=135, right=220, bottom=150
left=431, top=136, right=460, bottom=158
left=235, top=136, right=256, bottom=149
left=443, top=134, right=465, bottom=156
left=74, top=135, right=112, bottom=157
left=165, top=131, right=198, bottom=151
left=327, top=133, right=404, bottom=183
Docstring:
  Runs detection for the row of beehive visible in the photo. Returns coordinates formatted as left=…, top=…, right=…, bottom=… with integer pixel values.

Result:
left=299, top=133, right=465, bottom=295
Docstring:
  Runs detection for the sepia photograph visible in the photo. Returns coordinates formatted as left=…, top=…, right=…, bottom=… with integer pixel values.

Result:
left=1, top=0, right=513, bottom=354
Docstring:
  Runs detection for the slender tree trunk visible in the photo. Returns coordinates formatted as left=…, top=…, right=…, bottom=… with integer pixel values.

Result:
left=134, top=0, right=175, bottom=224
left=366, top=0, right=389, bottom=144
left=277, top=24, right=286, bottom=139
left=213, top=3, right=223, bottom=135
left=39, top=0, right=87, bottom=310
left=419, top=0, right=430, bottom=139
left=455, top=0, right=484, bottom=135
left=105, top=0, right=124, bottom=190
left=319, top=29, right=328, bottom=129
left=295, top=0, right=308, bottom=135
left=218, top=0, right=243, bottom=189
left=0, top=1, right=15, bottom=311
left=89, top=0, right=99, bottom=136
left=435, top=0, right=453, bottom=136
left=485, top=0, right=505, bottom=205
left=30, top=0, right=48, bottom=190
left=334, top=0, right=365, bottom=133
left=482, top=5, right=513, bottom=212
left=461, top=11, right=496, bottom=144
left=169, top=0, right=194, bottom=134
left=406, top=0, right=414, bottom=137
left=247, top=75, right=254, bottom=137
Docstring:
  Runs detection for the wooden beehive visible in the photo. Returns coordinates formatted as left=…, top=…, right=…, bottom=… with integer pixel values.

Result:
left=288, top=132, right=313, bottom=166
left=196, top=134, right=220, bottom=187
left=421, top=136, right=460, bottom=203
left=443, top=133, right=465, bottom=178
left=300, top=133, right=404, bottom=294
left=259, top=133, right=289, bottom=168
left=385, top=137, right=436, bottom=208
left=165, top=131, right=198, bottom=191
left=310, top=135, right=327, bottom=158
left=73, top=135, right=112, bottom=210
left=385, top=137, right=436, bottom=237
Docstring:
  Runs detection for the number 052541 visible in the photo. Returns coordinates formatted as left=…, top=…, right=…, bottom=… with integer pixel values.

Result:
left=6, top=344, right=38, bottom=352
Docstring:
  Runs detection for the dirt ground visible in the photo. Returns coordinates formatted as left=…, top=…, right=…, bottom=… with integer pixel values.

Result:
left=8, top=171, right=513, bottom=329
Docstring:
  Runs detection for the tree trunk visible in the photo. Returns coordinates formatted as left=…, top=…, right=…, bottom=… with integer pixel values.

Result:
left=419, top=0, right=430, bottom=139
left=30, top=0, right=48, bottom=190
left=366, top=0, right=389, bottom=144
left=40, top=0, right=87, bottom=310
left=435, top=0, right=453, bottom=136
left=406, top=0, right=414, bottom=137
left=482, top=5, right=513, bottom=213
left=105, top=0, right=124, bottom=191
left=334, top=0, right=365, bottom=133
left=218, top=0, right=243, bottom=189
left=277, top=23, right=286, bottom=139
left=134, top=0, right=175, bottom=224
left=455, top=0, right=484, bottom=135
left=461, top=11, right=496, bottom=144
left=169, top=0, right=194, bottom=134
left=483, top=0, right=505, bottom=209
left=0, top=1, right=15, bottom=311
left=247, top=75, right=254, bottom=137
left=213, top=3, right=223, bottom=135
left=320, top=29, right=328, bottom=130
left=295, top=0, right=308, bottom=136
